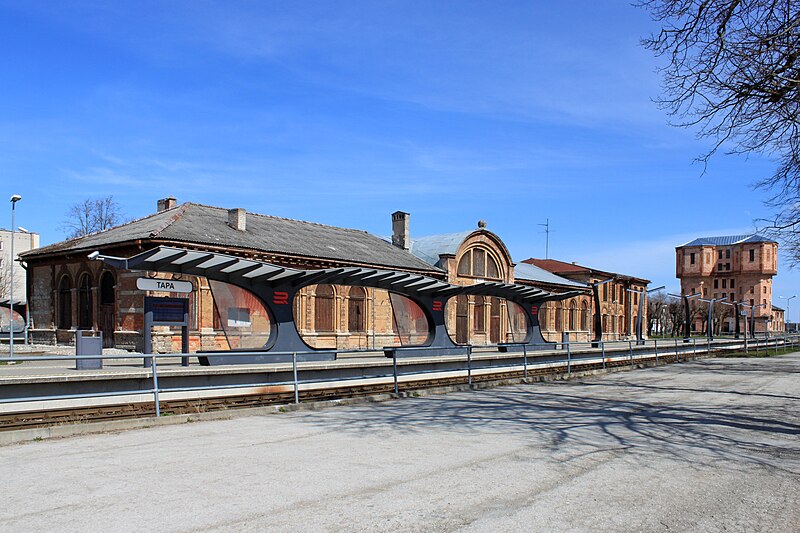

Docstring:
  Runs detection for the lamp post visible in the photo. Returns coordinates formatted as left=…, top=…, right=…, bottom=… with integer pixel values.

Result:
left=626, top=285, right=664, bottom=344
left=9, top=194, right=22, bottom=358
left=699, top=296, right=727, bottom=342
left=667, top=292, right=701, bottom=341
left=779, top=295, right=795, bottom=334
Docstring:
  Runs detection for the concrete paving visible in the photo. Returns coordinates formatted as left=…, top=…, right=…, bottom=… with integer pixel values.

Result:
left=1, top=354, right=798, bottom=532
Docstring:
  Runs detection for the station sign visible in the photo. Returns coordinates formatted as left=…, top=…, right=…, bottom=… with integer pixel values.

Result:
left=137, top=277, right=193, bottom=293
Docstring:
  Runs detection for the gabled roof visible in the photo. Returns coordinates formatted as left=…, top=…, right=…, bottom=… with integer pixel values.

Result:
left=524, top=258, right=650, bottom=284
left=22, top=203, right=441, bottom=273
left=514, top=262, right=588, bottom=289
left=679, top=234, right=775, bottom=247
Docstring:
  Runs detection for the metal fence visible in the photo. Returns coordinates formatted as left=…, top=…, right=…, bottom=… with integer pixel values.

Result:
left=0, top=335, right=796, bottom=418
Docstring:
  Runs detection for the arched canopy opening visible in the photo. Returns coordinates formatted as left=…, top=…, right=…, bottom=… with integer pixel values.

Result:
left=208, top=279, right=272, bottom=350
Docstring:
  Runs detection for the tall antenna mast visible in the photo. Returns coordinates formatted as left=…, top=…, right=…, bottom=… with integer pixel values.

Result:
left=538, top=218, right=551, bottom=259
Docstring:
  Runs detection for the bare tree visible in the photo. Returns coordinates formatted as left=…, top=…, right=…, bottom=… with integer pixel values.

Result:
left=62, top=196, right=127, bottom=238
left=640, top=1, right=800, bottom=258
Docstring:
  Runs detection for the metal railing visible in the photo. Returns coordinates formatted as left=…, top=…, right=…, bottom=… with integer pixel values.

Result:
left=0, top=335, right=797, bottom=419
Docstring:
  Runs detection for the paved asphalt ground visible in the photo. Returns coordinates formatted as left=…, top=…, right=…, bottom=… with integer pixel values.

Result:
left=2, top=354, right=799, bottom=532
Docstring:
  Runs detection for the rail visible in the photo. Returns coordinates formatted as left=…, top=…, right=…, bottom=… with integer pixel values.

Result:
left=0, top=335, right=797, bottom=418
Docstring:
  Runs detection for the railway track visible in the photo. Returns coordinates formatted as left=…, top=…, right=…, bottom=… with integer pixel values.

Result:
left=0, top=352, right=689, bottom=432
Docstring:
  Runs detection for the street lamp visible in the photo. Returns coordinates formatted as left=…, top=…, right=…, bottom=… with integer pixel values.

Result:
left=779, top=295, right=795, bottom=333
left=9, top=194, right=22, bottom=358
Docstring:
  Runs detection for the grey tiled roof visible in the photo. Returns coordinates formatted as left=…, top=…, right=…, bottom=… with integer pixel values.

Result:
left=409, top=231, right=474, bottom=267
left=680, top=234, right=775, bottom=247
left=23, top=203, right=441, bottom=273
left=514, top=262, right=588, bottom=289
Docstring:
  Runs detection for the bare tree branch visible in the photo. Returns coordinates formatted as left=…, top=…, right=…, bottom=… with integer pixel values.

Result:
left=61, top=196, right=127, bottom=239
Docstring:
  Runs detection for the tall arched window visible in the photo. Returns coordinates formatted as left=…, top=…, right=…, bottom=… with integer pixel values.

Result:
left=619, top=315, right=624, bottom=335
left=602, top=314, right=609, bottom=333
left=473, top=296, right=486, bottom=332
left=569, top=301, right=577, bottom=330
left=78, top=273, right=93, bottom=329
left=100, top=271, right=115, bottom=305
left=314, top=285, right=335, bottom=332
left=555, top=305, right=562, bottom=331
left=539, top=305, right=549, bottom=331
left=347, top=287, right=366, bottom=332
left=456, top=248, right=502, bottom=280
left=58, top=275, right=72, bottom=329
left=580, top=301, right=589, bottom=331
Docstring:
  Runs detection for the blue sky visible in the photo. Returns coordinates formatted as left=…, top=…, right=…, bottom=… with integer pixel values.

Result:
left=1, top=1, right=796, bottom=317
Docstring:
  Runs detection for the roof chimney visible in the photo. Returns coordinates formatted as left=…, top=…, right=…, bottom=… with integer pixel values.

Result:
left=392, top=211, right=410, bottom=250
left=228, top=208, right=246, bottom=231
left=157, top=196, right=177, bottom=212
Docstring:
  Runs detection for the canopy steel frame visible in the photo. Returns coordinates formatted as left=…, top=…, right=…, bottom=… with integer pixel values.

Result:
left=92, top=247, right=582, bottom=364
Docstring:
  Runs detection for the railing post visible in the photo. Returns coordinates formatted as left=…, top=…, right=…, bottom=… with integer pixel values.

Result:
left=467, top=345, right=472, bottom=386
left=567, top=341, right=571, bottom=376
left=151, top=354, right=161, bottom=417
left=674, top=338, right=678, bottom=362
left=292, top=352, right=299, bottom=404
left=629, top=340, right=633, bottom=368
left=522, top=344, right=528, bottom=379
left=654, top=338, right=658, bottom=365
left=707, top=337, right=711, bottom=357
left=601, top=341, right=606, bottom=369
left=693, top=338, right=696, bottom=358
left=392, top=349, right=399, bottom=395
left=744, top=334, right=748, bottom=354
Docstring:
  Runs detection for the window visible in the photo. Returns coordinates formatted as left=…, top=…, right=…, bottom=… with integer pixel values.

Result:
left=77, top=273, right=93, bottom=329
left=58, top=275, right=72, bottom=329
left=690, top=253, right=695, bottom=265
left=602, top=283, right=608, bottom=301
left=730, top=279, right=735, bottom=289
left=347, top=287, right=366, bottom=332
left=713, top=279, right=719, bottom=289
left=580, top=301, right=589, bottom=331
left=457, top=248, right=501, bottom=280
left=569, top=301, right=577, bottom=330
left=100, top=271, right=115, bottom=305
left=718, top=263, right=723, bottom=271
left=473, top=296, right=486, bottom=331
left=555, top=305, right=562, bottom=331
left=725, top=249, right=730, bottom=259
left=314, top=285, right=334, bottom=332
left=730, top=293, right=735, bottom=301
left=703, top=287, right=708, bottom=297
left=718, top=250, right=723, bottom=259
left=722, top=279, right=727, bottom=289
left=750, top=299, right=754, bottom=306
left=749, top=249, right=755, bottom=262
left=726, top=263, right=730, bottom=271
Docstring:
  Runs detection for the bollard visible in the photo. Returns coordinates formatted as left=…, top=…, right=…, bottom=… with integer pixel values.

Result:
left=467, top=346, right=472, bottom=386
left=601, top=341, right=606, bottom=369
left=151, top=354, right=161, bottom=417
left=292, top=352, right=299, bottom=404
left=654, top=339, right=658, bottom=365
left=567, top=341, right=571, bottom=376
left=392, top=349, right=399, bottom=395
left=522, top=344, right=528, bottom=379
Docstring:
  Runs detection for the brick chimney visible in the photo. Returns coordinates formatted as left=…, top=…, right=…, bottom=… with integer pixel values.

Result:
left=392, top=211, right=410, bottom=250
left=157, top=196, right=177, bottom=212
left=228, top=208, right=246, bottom=231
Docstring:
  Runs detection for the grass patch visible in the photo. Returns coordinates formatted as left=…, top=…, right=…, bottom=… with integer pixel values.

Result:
left=716, top=346, right=796, bottom=358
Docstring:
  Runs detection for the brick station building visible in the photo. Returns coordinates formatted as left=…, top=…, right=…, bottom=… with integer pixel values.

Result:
left=20, top=198, right=647, bottom=352
left=522, top=259, right=650, bottom=342
left=676, top=234, right=779, bottom=334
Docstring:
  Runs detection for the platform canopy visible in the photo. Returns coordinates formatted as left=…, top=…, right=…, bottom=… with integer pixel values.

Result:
left=92, top=246, right=578, bottom=303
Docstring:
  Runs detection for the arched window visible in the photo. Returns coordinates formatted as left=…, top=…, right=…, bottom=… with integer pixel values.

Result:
left=58, top=275, right=72, bottom=329
left=602, top=314, right=609, bottom=333
left=347, top=287, right=366, bottom=332
left=580, top=301, right=589, bottom=331
left=539, top=305, right=549, bottom=331
left=555, top=305, right=562, bottom=331
left=473, top=296, right=486, bottom=332
left=456, top=248, right=502, bottom=280
left=78, top=273, right=93, bottom=329
left=569, top=301, right=577, bottom=330
left=619, top=315, right=624, bottom=335
left=314, top=285, right=335, bottom=332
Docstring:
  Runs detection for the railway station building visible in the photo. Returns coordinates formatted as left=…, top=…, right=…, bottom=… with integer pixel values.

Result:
left=20, top=198, right=648, bottom=352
